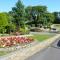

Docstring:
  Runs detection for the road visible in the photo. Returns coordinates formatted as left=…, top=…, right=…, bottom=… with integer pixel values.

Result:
left=26, top=38, right=60, bottom=60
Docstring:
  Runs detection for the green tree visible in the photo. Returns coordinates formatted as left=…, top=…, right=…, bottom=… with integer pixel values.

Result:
left=25, top=6, right=32, bottom=20
left=0, top=13, right=9, bottom=33
left=25, top=6, right=47, bottom=27
left=10, top=0, right=25, bottom=31
left=44, top=13, right=55, bottom=27
left=53, top=12, right=60, bottom=24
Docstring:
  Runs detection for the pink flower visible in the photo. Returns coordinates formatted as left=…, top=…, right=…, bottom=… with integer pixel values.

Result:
left=0, top=36, right=34, bottom=47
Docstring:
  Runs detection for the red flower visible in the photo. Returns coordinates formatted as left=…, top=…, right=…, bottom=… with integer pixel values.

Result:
left=0, top=36, right=34, bottom=47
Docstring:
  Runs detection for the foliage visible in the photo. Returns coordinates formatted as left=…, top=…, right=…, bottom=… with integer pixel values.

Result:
left=0, top=0, right=58, bottom=34
left=53, top=12, right=60, bottom=23
left=10, top=0, right=25, bottom=31
left=0, top=13, right=8, bottom=26
left=43, top=13, right=55, bottom=27
left=25, top=6, right=47, bottom=27
left=0, top=13, right=9, bottom=33
left=19, top=27, right=30, bottom=34
left=5, top=24, right=16, bottom=34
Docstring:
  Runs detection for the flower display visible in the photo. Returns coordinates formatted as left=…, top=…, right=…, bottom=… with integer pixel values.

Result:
left=0, top=36, right=34, bottom=47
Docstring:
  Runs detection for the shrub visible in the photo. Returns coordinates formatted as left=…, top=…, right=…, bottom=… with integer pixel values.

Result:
left=20, top=27, right=30, bottom=35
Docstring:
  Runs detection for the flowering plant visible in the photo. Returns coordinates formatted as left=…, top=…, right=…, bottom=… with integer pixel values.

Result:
left=0, top=36, right=34, bottom=47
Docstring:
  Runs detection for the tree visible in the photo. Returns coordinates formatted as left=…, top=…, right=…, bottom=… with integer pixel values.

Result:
left=25, top=6, right=47, bottom=27
left=0, top=13, right=9, bottom=33
left=25, top=6, right=32, bottom=21
left=53, top=12, right=60, bottom=24
left=43, top=13, right=55, bottom=27
left=10, top=0, right=25, bottom=31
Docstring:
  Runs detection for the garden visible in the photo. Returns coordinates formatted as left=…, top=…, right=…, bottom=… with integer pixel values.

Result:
left=0, top=0, right=59, bottom=57
left=0, top=34, right=54, bottom=56
left=0, top=36, right=33, bottom=56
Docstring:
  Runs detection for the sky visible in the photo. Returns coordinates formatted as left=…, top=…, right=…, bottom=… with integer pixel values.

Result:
left=0, top=0, right=60, bottom=12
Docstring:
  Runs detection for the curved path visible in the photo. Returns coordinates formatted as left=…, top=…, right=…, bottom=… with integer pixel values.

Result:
left=26, top=37, right=60, bottom=60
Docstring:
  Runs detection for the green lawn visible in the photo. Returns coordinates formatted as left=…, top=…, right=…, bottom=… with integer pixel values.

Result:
left=30, top=34, right=54, bottom=42
left=0, top=51, right=10, bottom=56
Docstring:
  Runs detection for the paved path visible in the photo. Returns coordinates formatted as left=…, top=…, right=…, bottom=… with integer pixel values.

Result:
left=30, top=32, right=57, bottom=35
left=26, top=37, right=60, bottom=60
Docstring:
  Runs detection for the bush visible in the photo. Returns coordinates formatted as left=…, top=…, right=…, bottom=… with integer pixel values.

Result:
left=20, top=27, right=30, bottom=35
left=5, top=24, right=16, bottom=34
left=0, top=26, right=6, bottom=34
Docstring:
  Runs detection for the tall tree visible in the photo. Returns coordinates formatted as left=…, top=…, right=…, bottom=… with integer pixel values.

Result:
left=43, top=13, right=55, bottom=27
left=25, top=6, right=47, bottom=27
left=25, top=6, right=32, bottom=21
left=11, top=0, right=25, bottom=31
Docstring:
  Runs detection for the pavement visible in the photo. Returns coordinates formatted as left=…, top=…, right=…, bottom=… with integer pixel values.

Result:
left=26, top=37, right=60, bottom=60
left=0, top=34, right=60, bottom=60
left=30, top=32, right=57, bottom=35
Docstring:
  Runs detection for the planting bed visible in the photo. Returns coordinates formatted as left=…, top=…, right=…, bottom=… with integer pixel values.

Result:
left=0, top=36, right=35, bottom=56
left=0, top=36, right=34, bottom=48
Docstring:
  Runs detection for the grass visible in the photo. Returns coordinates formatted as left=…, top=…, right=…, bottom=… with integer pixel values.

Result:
left=29, top=34, right=54, bottom=42
left=0, top=51, right=10, bottom=56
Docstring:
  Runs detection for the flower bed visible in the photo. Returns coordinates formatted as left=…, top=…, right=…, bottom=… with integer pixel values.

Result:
left=0, top=36, right=34, bottom=47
